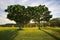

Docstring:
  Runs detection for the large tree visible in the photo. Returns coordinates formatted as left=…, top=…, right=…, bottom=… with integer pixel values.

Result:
left=5, top=5, right=31, bottom=29
left=34, top=5, right=52, bottom=29
left=27, top=5, right=52, bottom=29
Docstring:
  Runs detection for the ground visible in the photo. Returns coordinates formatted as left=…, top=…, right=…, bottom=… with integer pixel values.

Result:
left=0, top=27, right=60, bottom=40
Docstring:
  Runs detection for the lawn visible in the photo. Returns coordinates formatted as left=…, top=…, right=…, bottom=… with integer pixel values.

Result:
left=0, top=27, right=60, bottom=40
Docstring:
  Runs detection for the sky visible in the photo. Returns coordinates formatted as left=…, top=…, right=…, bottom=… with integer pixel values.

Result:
left=0, top=0, right=60, bottom=24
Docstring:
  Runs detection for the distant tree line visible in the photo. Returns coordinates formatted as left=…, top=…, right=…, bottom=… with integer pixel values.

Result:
left=49, top=18, right=60, bottom=27
left=39, top=18, right=60, bottom=27
left=0, top=18, right=60, bottom=27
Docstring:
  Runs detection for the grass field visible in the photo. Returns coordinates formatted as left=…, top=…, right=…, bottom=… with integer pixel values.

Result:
left=0, top=27, right=60, bottom=40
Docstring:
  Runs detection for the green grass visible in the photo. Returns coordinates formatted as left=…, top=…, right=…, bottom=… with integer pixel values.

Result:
left=0, top=27, right=60, bottom=40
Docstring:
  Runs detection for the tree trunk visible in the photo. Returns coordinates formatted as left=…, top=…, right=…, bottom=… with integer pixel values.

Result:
left=38, top=22, right=41, bottom=30
left=38, top=21, right=41, bottom=30
left=19, top=26, right=22, bottom=30
left=38, top=26, right=40, bottom=30
left=17, top=23, right=23, bottom=30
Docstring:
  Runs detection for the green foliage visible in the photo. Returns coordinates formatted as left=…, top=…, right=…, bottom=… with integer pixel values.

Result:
left=49, top=18, right=60, bottom=27
left=5, top=5, right=31, bottom=28
left=32, top=5, right=52, bottom=22
left=5, top=4, right=52, bottom=29
left=26, top=5, right=52, bottom=29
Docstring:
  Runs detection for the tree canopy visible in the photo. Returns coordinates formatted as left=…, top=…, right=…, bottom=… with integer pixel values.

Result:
left=26, top=5, right=52, bottom=29
left=5, top=4, right=52, bottom=29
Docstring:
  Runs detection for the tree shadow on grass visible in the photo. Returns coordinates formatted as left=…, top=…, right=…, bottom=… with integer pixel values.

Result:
left=0, top=29, right=20, bottom=40
left=41, top=30, right=60, bottom=40
left=51, top=29, right=60, bottom=33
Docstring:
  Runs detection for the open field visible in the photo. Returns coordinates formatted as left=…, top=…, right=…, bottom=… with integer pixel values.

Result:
left=0, top=27, right=60, bottom=40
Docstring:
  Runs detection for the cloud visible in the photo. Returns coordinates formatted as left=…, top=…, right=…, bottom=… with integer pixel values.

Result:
left=29, top=3, right=39, bottom=6
left=0, top=18, right=16, bottom=25
left=52, top=13, right=60, bottom=18
left=21, top=0, right=29, bottom=2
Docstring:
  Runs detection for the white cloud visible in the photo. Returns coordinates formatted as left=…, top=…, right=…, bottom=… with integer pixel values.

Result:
left=21, top=0, right=29, bottom=2
left=0, top=18, right=16, bottom=25
left=29, top=3, right=39, bottom=6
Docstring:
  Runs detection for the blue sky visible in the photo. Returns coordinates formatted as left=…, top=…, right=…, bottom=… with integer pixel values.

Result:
left=0, top=0, right=60, bottom=24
